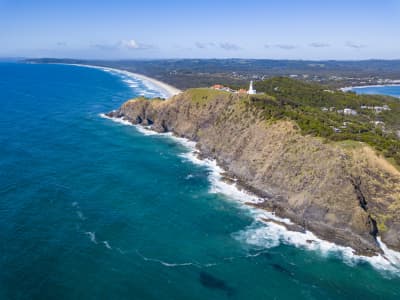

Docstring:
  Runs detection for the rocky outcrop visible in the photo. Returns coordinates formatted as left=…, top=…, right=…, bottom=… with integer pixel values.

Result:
left=107, top=89, right=400, bottom=256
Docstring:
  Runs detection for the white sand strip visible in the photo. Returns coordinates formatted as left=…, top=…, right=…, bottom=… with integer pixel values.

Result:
left=62, top=63, right=182, bottom=98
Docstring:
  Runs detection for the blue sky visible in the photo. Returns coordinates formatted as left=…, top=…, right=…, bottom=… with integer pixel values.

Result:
left=1, top=0, right=399, bottom=59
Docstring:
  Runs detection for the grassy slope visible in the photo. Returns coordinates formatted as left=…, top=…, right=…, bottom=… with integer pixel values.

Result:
left=251, top=77, right=400, bottom=166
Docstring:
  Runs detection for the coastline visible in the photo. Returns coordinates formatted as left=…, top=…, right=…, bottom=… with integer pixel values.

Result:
left=341, top=83, right=400, bottom=92
left=100, top=112, right=400, bottom=276
left=58, top=63, right=182, bottom=98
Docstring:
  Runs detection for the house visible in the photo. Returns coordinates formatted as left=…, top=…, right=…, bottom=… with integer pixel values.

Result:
left=343, top=108, right=358, bottom=116
left=360, top=105, right=391, bottom=113
left=340, top=122, right=350, bottom=129
left=211, top=85, right=235, bottom=93
left=374, top=105, right=391, bottom=113
left=211, top=84, right=224, bottom=90
left=373, top=121, right=385, bottom=126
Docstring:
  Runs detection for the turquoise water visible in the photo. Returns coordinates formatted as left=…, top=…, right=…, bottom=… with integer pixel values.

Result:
left=1, top=63, right=400, bottom=299
left=351, top=85, right=400, bottom=98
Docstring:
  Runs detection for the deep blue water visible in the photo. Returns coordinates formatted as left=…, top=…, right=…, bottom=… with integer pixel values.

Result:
left=1, top=63, right=400, bottom=299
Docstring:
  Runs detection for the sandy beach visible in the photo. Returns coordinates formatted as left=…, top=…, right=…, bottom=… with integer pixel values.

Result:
left=68, top=63, right=182, bottom=98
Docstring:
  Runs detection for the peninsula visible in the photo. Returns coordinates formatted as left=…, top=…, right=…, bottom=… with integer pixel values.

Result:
left=107, top=77, right=400, bottom=256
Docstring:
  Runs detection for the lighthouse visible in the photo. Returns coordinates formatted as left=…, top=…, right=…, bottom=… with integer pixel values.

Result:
left=247, top=80, right=256, bottom=95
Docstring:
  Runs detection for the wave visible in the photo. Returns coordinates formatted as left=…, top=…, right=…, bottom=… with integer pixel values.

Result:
left=100, top=112, right=400, bottom=276
left=72, top=201, right=86, bottom=220
left=76, top=211, right=86, bottom=220
left=90, top=66, right=167, bottom=98
left=133, top=249, right=282, bottom=269
left=234, top=220, right=400, bottom=275
left=103, top=241, right=112, bottom=249
left=179, top=151, right=263, bottom=205
left=64, top=63, right=181, bottom=98
left=84, top=229, right=112, bottom=249
left=136, top=250, right=196, bottom=268
left=102, top=69, right=168, bottom=98
left=99, top=113, right=160, bottom=136
left=85, top=231, right=97, bottom=244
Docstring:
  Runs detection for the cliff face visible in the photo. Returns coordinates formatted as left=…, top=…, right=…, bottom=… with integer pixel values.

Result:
left=108, top=89, right=400, bottom=255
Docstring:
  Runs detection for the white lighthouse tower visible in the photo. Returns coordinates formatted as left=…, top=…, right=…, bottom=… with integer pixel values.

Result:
left=247, top=80, right=256, bottom=95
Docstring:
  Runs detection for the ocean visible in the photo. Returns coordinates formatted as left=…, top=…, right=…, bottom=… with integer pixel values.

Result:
left=1, top=62, right=399, bottom=299
left=351, top=85, right=400, bottom=98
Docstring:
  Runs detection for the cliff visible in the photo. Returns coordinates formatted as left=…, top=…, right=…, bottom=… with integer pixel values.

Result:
left=107, top=88, right=400, bottom=256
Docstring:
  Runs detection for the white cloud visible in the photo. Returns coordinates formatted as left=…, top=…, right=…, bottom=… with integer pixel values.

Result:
left=120, top=39, right=140, bottom=49
left=265, top=44, right=298, bottom=50
left=195, top=42, right=217, bottom=49
left=345, top=41, right=367, bottom=49
left=92, top=39, right=153, bottom=51
left=275, top=44, right=297, bottom=50
left=309, top=42, right=330, bottom=48
left=219, top=42, right=240, bottom=51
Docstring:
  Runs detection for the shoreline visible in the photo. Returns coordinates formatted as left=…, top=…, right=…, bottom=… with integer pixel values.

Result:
left=100, top=112, right=400, bottom=276
left=57, top=63, right=182, bottom=98
left=341, top=83, right=400, bottom=92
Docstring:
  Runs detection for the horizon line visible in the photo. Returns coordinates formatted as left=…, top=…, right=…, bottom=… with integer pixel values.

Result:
left=13, top=57, right=400, bottom=62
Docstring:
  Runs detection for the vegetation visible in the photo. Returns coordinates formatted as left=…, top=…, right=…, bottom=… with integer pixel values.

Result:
left=249, top=77, right=400, bottom=165
left=186, top=88, right=229, bottom=104
left=26, top=58, right=400, bottom=89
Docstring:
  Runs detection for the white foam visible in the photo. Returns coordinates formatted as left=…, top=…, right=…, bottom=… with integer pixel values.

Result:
left=63, top=63, right=181, bottom=98
left=91, top=66, right=166, bottom=98
left=132, top=124, right=160, bottom=136
left=179, top=151, right=264, bottom=205
left=85, top=231, right=97, bottom=244
left=100, top=113, right=164, bottom=136
left=378, top=238, right=400, bottom=267
left=136, top=250, right=195, bottom=268
left=99, top=113, right=133, bottom=126
left=234, top=219, right=400, bottom=275
left=76, top=211, right=86, bottom=220
left=123, top=79, right=136, bottom=84
left=103, top=241, right=112, bottom=249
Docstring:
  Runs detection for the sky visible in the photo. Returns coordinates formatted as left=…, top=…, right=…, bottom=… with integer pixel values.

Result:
left=1, top=0, right=399, bottom=60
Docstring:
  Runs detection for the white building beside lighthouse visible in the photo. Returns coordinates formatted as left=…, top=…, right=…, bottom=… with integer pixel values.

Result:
left=247, top=80, right=256, bottom=94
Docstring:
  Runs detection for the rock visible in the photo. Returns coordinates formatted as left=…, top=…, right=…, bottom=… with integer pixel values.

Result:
left=109, top=89, right=400, bottom=255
